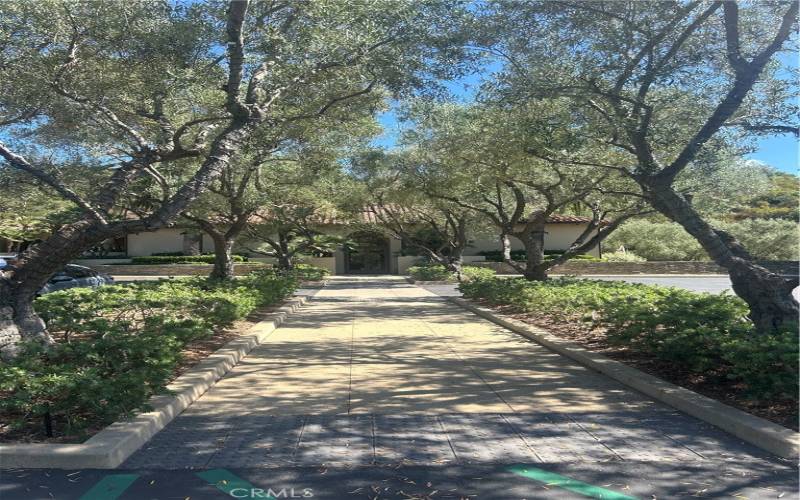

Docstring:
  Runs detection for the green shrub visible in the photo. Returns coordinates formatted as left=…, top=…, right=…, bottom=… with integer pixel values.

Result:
left=0, top=274, right=297, bottom=438
left=604, top=220, right=706, bottom=261
left=477, top=250, right=601, bottom=262
left=130, top=255, right=249, bottom=264
left=460, top=266, right=496, bottom=281
left=408, top=264, right=454, bottom=281
left=605, top=219, right=800, bottom=261
left=477, top=250, right=527, bottom=262
left=286, top=264, right=330, bottom=281
left=716, top=219, right=799, bottom=261
left=407, top=264, right=496, bottom=282
left=459, top=276, right=798, bottom=399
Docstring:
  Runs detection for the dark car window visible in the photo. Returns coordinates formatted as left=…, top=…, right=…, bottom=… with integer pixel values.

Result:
left=64, top=266, right=95, bottom=278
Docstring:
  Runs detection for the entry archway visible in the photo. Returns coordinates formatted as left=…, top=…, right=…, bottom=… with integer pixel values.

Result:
left=345, top=231, right=390, bottom=274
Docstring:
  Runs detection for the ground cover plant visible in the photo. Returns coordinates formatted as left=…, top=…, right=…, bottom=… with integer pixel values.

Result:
left=460, top=276, right=799, bottom=427
left=0, top=270, right=297, bottom=442
left=408, top=264, right=496, bottom=282
left=283, top=264, right=330, bottom=282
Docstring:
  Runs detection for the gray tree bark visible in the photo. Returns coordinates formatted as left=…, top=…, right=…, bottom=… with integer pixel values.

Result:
left=644, top=183, right=798, bottom=332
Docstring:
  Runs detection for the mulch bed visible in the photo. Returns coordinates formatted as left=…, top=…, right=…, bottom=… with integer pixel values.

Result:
left=0, top=302, right=289, bottom=444
left=485, top=302, right=799, bottom=431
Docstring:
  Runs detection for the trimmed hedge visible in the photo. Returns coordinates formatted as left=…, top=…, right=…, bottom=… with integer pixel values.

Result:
left=476, top=250, right=601, bottom=262
left=131, top=255, right=249, bottom=264
left=459, top=276, right=798, bottom=399
left=0, top=269, right=297, bottom=439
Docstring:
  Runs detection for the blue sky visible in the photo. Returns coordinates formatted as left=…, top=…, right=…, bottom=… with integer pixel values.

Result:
left=374, top=58, right=799, bottom=175
left=749, top=135, right=797, bottom=173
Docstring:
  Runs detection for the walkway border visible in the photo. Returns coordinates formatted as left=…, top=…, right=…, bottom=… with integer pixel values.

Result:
left=0, top=295, right=311, bottom=470
left=449, top=297, right=799, bottom=460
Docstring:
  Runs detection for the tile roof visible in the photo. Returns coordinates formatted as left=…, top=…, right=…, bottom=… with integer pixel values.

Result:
left=125, top=207, right=595, bottom=226
left=544, top=214, right=596, bottom=224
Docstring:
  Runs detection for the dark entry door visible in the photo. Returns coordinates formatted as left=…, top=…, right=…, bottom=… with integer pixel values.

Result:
left=346, top=232, right=389, bottom=274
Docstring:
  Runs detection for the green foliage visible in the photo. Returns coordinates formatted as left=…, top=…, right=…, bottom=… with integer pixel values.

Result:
left=0, top=172, right=79, bottom=245
left=476, top=250, right=601, bottom=262
left=718, top=219, right=800, bottom=261
left=0, top=274, right=297, bottom=438
left=130, top=255, right=249, bottom=265
left=604, top=220, right=706, bottom=261
left=408, top=264, right=496, bottom=282
left=477, top=250, right=527, bottom=262
left=606, top=219, right=799, bottom=261
left=408, top=264, right=453, bottom=281
left=732, top=172, right=800, bottom=221
left=284, top=264, right=330, bottom=282
left=459, top=277, right=798, bottom=399
left=460, top=266, right=497, bottom=281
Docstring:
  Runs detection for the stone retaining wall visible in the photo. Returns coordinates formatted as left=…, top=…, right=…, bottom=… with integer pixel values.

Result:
left=471, top=260, right=799, bottom=276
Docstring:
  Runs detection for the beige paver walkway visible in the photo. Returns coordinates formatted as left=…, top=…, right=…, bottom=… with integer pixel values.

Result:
left=189, top=276, right=643, bottom=416
left=125, top=276, right=777, bottom=469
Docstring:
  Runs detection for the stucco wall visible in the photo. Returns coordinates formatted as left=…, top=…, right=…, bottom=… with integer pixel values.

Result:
left=127, top=229, right=184, bottom=257
left=467, top=223, right=600, bottom=257
left=126, top=223, right=600, bottom=271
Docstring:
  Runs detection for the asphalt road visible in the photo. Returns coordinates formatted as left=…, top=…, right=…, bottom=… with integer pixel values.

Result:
left=2, top=460, right=797, bottom=500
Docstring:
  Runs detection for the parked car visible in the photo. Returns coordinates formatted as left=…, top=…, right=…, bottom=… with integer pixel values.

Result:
left=38, top=264, right=115, bottom=295
left=0, top=254, right=17, bottom=269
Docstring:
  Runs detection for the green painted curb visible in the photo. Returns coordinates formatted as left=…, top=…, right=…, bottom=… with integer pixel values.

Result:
left=196, top=469, right=275, bottom=499
left=78, top=474, right=139, bottom=500
left=509, top=465, right=638, bottom=499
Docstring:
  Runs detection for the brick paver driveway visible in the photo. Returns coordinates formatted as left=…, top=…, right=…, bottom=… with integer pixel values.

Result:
left=6, top=277, right=791, bottom=499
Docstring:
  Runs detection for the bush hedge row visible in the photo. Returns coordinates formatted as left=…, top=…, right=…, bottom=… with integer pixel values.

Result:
left=459, top=276, right=798, bottom=399
left=131, top=254, right=249, bottom=264
left=476, top=250, right=601, bottom=262
left=0, top=269, right=298, bottom=439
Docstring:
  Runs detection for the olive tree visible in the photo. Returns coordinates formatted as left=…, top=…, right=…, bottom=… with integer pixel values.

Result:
left=352, top=151, right=476, bottom=278
left=183, top=102, right=380, bottom=279
left=400, top=102, right=648, bottom=280
left=481, top=0, right=798, bottom=331
left=0, top=0, right=473, bottom=356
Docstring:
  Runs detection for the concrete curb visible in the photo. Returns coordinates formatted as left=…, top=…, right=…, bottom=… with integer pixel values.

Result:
left=299, top=279, right=329, bottom=288
left=449, top=296, right=800, bottom=460
left=0, top=295, right=310, bottom=469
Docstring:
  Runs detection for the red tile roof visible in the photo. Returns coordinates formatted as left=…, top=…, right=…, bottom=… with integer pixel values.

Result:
left=125, top=207, right=595, bottom=226
left=544, top=214, right=596, bottom=224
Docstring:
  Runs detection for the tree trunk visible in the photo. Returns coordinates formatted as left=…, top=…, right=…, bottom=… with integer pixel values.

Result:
left=276, top=253, right=294, bottom=270
left=0, top=218, right=128, bottom=356
left=446, top=247, right=464, bottom=282
left=519, top=225, right=548, bottom=281
left=1, top=113, right=255, bottom=357
left=276, top=230, right=295, bottom=270
left=499, top=232, right=512, bottom=261
left=209, top=235, right=236, bottom=280
left=644, top=182, right=798, bottom=332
